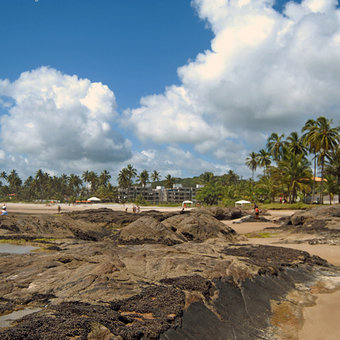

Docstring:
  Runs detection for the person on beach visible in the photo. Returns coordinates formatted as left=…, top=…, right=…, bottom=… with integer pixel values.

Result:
left=255, top=207, right=259, bottom=219
left=1, top=205, right=8, bottom=216
left=254, top=203, right=259, bottom=219
left=58, top=205, right=61, bottom=214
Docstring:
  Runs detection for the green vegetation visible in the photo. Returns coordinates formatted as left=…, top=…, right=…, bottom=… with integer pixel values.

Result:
left=0, top=117, right=338, bottom=207
left=0, top=239, right=28, bottom=245
left=244, top=116, right=340, bottom=205
left=33, top=238, right=57, bottom=242
left=245, top=232, right=275, bottom=238
left=259, top=202, right=310, bottom=210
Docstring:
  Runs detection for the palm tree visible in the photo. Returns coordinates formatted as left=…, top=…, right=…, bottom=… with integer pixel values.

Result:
left=138, top=170, right=149, bottom=187
left=302, top=116, right=339, bottom=203
left=23, top=176, right=34, bottom=199
left=7, top=170, right=22, bottom=194
left=99, top=170, right=111, bottom=187
left=126, top=164, right=137, bottom=184
left=69, top=174, right=82, bottom=197
left=267, top=133, right=285, bottom=162
left=151, top=170, right=160, bottom=183
left=58, top=174, right=69, bottom=197
left=87, top=171, right=98, bottom=193
left=274, top=153, right=312, bottom=203
left=256, top=173, right=276, bottom=203
left=0, top=171, right=7, bottom=184
left=200, top=171, right=214, bottom=184
left=257, top=149, right=271, bottom=175
left=302, top=119, right=318, bottom=203
left=118, top=168, right=131, bottom=189
left=82, top=170, right=90, bottom=187
left=245, top=152, right=258, bottom=181
left=325, top=145, right=340, bottom=203
left=35, top=169, right=50, bottom=199
left=285, top=131, right=307, bottom=157
left=165, top=174, right=175, bottom=188
left=224, top=170, right=239, bottom=186
left=324, top=174, right=337, bottom=205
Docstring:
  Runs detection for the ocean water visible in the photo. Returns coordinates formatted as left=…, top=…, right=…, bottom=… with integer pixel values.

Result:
left=0, top=243, right=38, bottom=254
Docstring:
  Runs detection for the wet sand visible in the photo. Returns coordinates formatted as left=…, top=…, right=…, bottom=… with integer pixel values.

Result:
left=298, top=290, right=340, bottom=340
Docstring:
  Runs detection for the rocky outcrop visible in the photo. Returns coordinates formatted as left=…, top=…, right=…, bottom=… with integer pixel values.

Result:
left=0, top=207, right=339, bottom=339
left=285, top=205, right=340, bottom=229
left=0, top=209, right=238, bottom=244
left=162, top=213, right=236, bottom=242
left=117, top=216, right=185, bottom=245
left=0, top=240, right=337, bottom=339
left=277, top=205, right=340, bottom=245
left=194, top=207, right=243, bottom=220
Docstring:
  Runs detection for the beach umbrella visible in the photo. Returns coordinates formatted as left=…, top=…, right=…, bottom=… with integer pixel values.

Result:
left=87, top=197, right=101, bottom=202
left=235, top=200, right=251, bottom=207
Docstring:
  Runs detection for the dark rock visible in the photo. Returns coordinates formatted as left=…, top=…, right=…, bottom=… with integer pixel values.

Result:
left=160, top=275, right=214, bottom=300
left=234, top=215, right=271, bottom=223
left=222, top=244, right=331, bottom=274
left=194, top=207, right=243, bottom=220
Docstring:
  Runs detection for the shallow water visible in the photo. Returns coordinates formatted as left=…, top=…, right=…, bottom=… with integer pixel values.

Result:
left=0, top=308, right=42, bottom=328
left=0, top=243, right=38, bottom=254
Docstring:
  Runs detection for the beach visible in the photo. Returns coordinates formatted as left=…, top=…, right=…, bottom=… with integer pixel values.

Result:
left=2, top=203, right=340, bottom=339
left=224, top=209, right=340, bottom=340
left=4, top=202, right=184, bottom=215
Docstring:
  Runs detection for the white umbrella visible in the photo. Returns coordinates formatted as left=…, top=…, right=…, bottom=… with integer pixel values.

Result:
left=235, top=200, right=251, bottom=207
left=87, top=197, right=101, bottom=202
left=182, top=200, right=193, bottom=207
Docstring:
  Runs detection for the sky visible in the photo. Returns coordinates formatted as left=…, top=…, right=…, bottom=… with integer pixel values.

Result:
left=0, top=0, right=340, bottom=182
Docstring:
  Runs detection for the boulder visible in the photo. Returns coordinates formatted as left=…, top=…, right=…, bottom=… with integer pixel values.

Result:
left=162, top=213, right=236, bottom=242
left=118, top=216, right=184, bottom=245
left=194, top=207, right=243, bottom=220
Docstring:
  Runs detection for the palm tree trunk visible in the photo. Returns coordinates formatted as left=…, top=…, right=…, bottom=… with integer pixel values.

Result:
left=312, top=155, right=316, bottom=204
left=320, top=159, right=324, bottom=204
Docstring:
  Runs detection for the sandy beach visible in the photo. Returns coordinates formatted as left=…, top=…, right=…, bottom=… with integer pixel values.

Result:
left=224, top=210, right=340, bottom=340
left=4, top=202, right=184, bottom=215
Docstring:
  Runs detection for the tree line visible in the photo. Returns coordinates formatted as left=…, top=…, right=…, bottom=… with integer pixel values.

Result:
left=193, top=116, right=339, bottom=206
left=0, top=116, right=338, bottom=205
left=0, top=165, right=191, bottom=203
left=245, top=116, right=340, bottom=204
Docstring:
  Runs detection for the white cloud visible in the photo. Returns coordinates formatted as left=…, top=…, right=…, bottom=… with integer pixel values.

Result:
left=0, top=67, right=131, bottom=174
left=125, top=0, right=340, bottom=173
left=124, top=85, right=230, bottom=147
left=127, top=146, right=226, bottom=179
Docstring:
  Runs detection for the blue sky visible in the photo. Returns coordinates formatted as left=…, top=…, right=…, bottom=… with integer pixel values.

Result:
left=1, top=0, right=213, bottom=108
left=1, top=0, right=340, bottom=181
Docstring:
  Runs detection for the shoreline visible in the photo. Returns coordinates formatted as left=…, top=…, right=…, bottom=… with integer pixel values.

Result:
left=4, top=202, right=185, bottom=215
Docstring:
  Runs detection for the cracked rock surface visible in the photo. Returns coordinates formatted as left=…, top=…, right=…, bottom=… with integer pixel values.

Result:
left=0, top=208, right=339, bottom=339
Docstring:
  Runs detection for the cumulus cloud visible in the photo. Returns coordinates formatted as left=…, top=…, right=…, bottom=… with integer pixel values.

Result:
left=126, top=0, right=340, bottom=169
left=127, top=146, right=227, bottom=178
left=0, top=67, right=131, bottom=174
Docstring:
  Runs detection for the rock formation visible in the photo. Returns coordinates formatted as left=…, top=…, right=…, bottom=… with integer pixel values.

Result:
left=0, top=207, right=339, bottom=339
